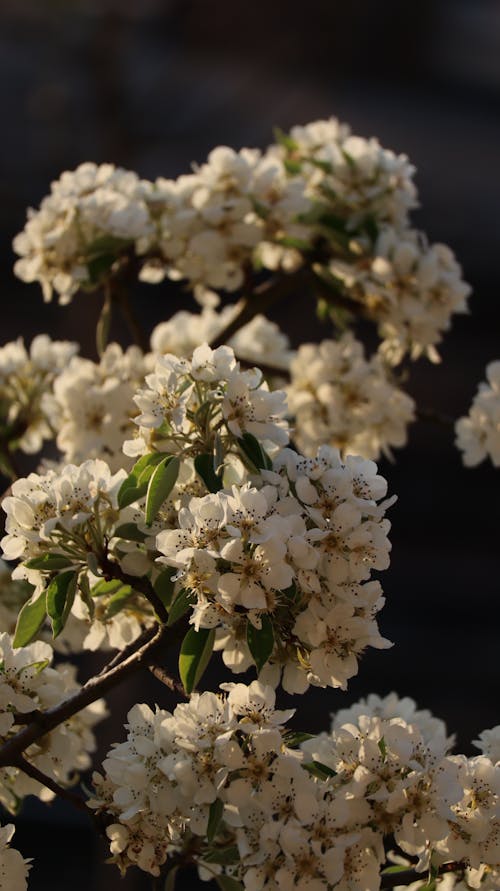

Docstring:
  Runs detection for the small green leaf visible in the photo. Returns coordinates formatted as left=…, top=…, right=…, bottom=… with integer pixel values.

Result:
left=167, top=588, right=194, bottom=626
left=114, top=523, right=147, bottom=543
left=103, top=585, right=133, bottom=619
left=25, top=554, right=74, bottom=571
left=194, top=453, right=223, bottom=493
left=203, top=846, right=240, bottom=866
left=117, top=452, right=166, bottom=509
left=378, top=737, right=387, bottom=761
left=381, top=866, right=413, bottom=876
left=91, top=578, right=124, bottom=598
left=153, top=570, right=176, bottom=608
left=215, top=876, right=244, bottom=891
left=273, top=126, right=299, bottom=152
left=13, top=590, right=47, bottom=648
left=46, top=571, right=78, bottom=638
left=303, top=761, right=336, bottom=780
left=237, top=433, right=272, bottom=471
left=207, top=797, right=224, bottom=844
left=284, top=158, right=302, bottom=175
left=178, top=627, right=215, bottom=694
left=283, top=731, right=315, bottom=749
left=145, top=455, right=180, bottom=525
left=247, top=615, right=275, bottom=673
left=79, top=573, right=95, bottom=620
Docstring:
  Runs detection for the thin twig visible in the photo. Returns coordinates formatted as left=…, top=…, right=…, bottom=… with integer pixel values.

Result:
left=0, top=622, right=171, bottom=767
left=113, top=287, right=149, bottom=352
left=14, top=756, right=90, bottom=814
left=149, top=663, right=187, bottom=698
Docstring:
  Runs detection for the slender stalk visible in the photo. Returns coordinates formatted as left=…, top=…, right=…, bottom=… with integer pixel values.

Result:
left=149, top=663, right=187, bottom=698
left=113, top=287, right=149, bottom=352
left=14, top=756, right=89, bottom=813
left=380, top=861, right=464, bottom=889
left=99, top=555, right=169, bottom=624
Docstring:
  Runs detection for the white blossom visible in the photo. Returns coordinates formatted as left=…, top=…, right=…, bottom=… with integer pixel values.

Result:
left=0, top=823, right=30, bottom=890
left=455, top=362, right=500, bottom=467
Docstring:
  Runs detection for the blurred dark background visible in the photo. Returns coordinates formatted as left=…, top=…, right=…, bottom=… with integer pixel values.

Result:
left=1, top=1, right=499, bottom=887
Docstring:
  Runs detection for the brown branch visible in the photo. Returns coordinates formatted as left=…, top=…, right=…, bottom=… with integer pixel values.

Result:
left=0, top=621, right=172, bottom=767
left=417, top=407, right=455, bottom=428
left=99, top=556, right=169, bottom=624
left=14, top=755, right=90, bottom=814
left=381, top=861, right=465, bottom=889
left=149, top=663, right=187, bottom=698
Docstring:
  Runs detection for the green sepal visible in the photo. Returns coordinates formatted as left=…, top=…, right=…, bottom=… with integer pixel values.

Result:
left=145, top=455, right=180, bottom=525
left=46, top=570, right=78, bottom=638
left=207, top=797, right=224, bottom=844
left=167, top=588, right=194, bottom=626
left=237, top=433, right=273, bottom=471
left=13, top=589, right=47, bottom=648
left=247, top=614, right=275, bottom=673
left=194, top=453, right=223, bottom=493
left=117, top=452, right=166, bottom=509
left=25, top=554, right=74, bottom=571
left=178, top=626, right=215, bottom=694
left=153, top=570, right=176, bottom=608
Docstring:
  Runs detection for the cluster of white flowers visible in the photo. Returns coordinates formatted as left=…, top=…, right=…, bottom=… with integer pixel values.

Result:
left=275, top=117, right=418, bottom=228
left=0, top=632, right=105, bottom=813
left=124, top=343, right=289, bottom=459
left=330, top=227, right=470, bottom=365
left=455, top=362, right=500, bottom=468
left=151, top=306, right=293, bottom=372
left=0, top=823, right=30, bottom=890
left=13, top=162, right=154, bottom=304
left=288, top=333, right=415, bottom=460
left=43, top=343, right=152, bottom=472
left=91, top=684, right=500, bottom=890
left=157, top=445, right=393, bottom=692
left=0, top=335, right=77, bottom=457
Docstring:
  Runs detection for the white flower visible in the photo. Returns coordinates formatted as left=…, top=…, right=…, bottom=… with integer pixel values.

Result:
left=0, top=823, right=30, bottom=890
left=456, top=362, right=500, bottom=468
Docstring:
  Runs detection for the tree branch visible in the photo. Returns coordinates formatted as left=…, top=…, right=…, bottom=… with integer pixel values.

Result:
left=14, top=755, right=90, bottom=814
left=149, top=662, right=187, bottom=698
left=0, top=622, right=172, bottom=767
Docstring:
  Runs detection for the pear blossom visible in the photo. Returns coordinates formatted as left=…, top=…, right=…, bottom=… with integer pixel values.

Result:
left=455, top=362, right=500, bottom=468
left=0, top=823, right=30, bottom=890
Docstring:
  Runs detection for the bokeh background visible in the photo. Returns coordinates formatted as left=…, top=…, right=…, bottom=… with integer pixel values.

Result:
left=1, top=1, right=499, bottom=888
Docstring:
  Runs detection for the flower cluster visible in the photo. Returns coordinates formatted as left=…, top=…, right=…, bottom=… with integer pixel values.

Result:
left=43, top=343, right=152, bottom=472
left=13, top=162, right=154, bottom=304
left=0, top=632, right=105, bottom=813
left=91, top=684, right=500, bottom=890
left=151, top=306, right=293, bottom=372
left=0, top=823, right=30, bottom=890
left=124, top=343, right=289, bottom=459
left=455, top=361, right=500, bottom=468
left=288, top=333, right=415, bottom=460
left=157, top=445, right=393, bottom=692
left=0, top=335, right=77, bottom=459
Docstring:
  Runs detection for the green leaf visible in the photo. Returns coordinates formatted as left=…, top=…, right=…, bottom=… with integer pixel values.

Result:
left=215, top=876, right=244, bottom=891
left=237, top=433, right=272, bottom=471
left=145, top=455, right=180, bottom=525
left=283, top=730, right=315, bottom=749
left=167, top=588, right=194, bottom=626
left=79, top=573, right=95, bottom=620
left=88, top=254, right=116, bottom=287
left=273, top=126, right=299, bottom=152
left=178, top=627, right=215, bottom=694
left=378, top=737, right=387, bottom=761
left=284, top=158, right=302, bottom=175
left=13, top=590, right=47, bottom=647
left=202, top=846, right=240, bottom=866
left=247, top=615, right=275, bottom=673
left=103, top=584, right=133, bottom=619
left=303, top=761, right=336, bottom=780
left=207, top=797, right=224, bottom=844
left=91, top=578, right=124, bottom=598
left=117, top=452, right=166, bottom=509
left=114, top=523, right=147, bottom=543
left=194, top=453, right=223, bottom=493
left=25, top=554, right=74, bottom=571
left=153, top=570, right=176, bottom=608
left=381, top=866, right=413, bottom=875
left=46, top=571, right=78, bottom=638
